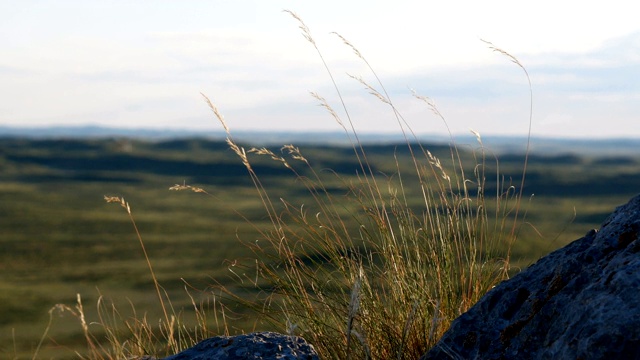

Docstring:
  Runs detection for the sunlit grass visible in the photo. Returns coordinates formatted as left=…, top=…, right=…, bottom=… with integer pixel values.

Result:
left=5, top=10, right=636, bottom=360
left=177, top=11, right=532, bottom=359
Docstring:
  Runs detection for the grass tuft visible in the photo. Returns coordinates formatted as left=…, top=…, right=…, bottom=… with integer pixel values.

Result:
left=189, top=11, right=533, bottom=359
left=31, top=11, right=533, bottom=360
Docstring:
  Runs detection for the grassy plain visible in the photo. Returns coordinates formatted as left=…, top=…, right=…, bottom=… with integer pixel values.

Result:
left=1, top=137, right=638, bottom=358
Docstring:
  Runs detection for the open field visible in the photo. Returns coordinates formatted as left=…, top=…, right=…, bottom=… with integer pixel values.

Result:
left=1, top=136, right=639, bottom=358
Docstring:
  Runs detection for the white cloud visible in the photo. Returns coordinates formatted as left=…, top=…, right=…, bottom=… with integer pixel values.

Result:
left=1, top=1, right=640, bottom=138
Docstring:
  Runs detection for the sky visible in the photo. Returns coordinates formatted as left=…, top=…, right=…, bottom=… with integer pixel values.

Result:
left=1, top=1, right=640, bottom=139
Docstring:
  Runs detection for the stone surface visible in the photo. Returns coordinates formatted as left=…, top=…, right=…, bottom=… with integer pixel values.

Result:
left=423, top=194, right=640, bottom=360
left=163, top=331, right=319, bottom=360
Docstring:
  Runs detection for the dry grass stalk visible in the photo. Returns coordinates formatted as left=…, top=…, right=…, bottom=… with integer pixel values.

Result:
left=190, top=12, right=533, bottom=359
left=41, top=11, right=533, bottom=360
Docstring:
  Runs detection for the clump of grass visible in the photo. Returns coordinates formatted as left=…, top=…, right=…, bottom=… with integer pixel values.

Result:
left=185, top=11, right=533, bottom=359
left=36, top=11, right=532, bottom=360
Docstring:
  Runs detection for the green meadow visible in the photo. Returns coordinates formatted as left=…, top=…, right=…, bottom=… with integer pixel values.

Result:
left=1, top=136, right=638, bottom=358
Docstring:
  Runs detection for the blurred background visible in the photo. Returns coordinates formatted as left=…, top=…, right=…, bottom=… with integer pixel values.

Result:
left=1, top=1, right=639, bottom=358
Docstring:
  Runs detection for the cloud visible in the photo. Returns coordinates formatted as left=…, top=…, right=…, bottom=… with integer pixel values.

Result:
left=1, top=2, right=640, bottom=138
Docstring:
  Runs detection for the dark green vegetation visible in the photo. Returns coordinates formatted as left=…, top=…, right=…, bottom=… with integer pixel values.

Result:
left=1, top=137, right=638, bottom=358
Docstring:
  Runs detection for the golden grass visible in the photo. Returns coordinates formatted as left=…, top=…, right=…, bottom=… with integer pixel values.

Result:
left=188, top=11, right=533, bottom=359
left=33, top=10, right=533, bottom=360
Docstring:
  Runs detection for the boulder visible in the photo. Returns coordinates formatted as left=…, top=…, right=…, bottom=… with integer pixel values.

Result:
left=423, top=194, right=640, bottom=359
left=163, top=331, right=319, bottom=360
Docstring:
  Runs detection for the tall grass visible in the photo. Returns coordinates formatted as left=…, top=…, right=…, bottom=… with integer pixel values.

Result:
left=33, top=197, right=226, bottom=360
left=35, top=11, right=532, bottom=360
left=187, top=11, right=533, bottom=359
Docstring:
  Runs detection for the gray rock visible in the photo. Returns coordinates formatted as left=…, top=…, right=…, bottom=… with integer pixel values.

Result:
left=163, top=331, right=319, bottom=360
left=423, top=194, right=640, bottom=360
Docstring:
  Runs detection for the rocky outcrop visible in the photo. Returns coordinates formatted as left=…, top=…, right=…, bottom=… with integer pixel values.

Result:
left=163, top=331, right=319, bottom=360
left=423, top=194, right=640, bottom=359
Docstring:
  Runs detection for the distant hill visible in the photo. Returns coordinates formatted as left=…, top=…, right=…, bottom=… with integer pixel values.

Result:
left=0, top=125, right=219, bottom=140
left=1, top=125, right=639, bottom=156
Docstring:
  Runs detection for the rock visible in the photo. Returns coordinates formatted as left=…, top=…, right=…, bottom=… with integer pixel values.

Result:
left=423, top=194, right=640, bottom=360
left=163, top=331, right=319, bottom=360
